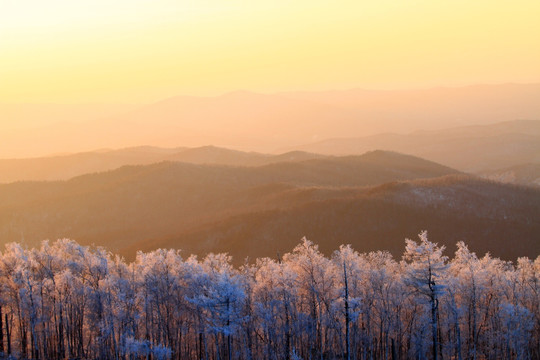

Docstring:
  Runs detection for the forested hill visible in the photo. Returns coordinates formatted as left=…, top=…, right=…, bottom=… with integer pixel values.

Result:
left=139, top=175, right=540, bottom=263
left=0, top=151, right=538, bottom=263
left=0, top=151, right=455, bottom=252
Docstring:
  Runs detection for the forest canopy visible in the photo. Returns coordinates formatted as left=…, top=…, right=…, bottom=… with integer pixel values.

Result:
left=0, top=232, right=538, bottom=360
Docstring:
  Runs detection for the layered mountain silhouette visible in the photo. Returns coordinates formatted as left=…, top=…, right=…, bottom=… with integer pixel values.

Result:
left=2, top=84, right=540, bottom=158
left=286, top=120, right=540, bottom=172
left=2, top=119, right=539, bottom=183
left=0, top=151, right=454, bottom=250
left=0, top=146, right=325, bottom=183
left=1, top=151, right=537, bottom=263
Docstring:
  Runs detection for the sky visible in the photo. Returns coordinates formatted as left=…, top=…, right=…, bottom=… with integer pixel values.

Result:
left=1, top=0, right=540, bottom=104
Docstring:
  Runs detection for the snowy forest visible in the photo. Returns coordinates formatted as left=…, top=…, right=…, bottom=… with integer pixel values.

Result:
left=0, top=232, right=538, bottom=360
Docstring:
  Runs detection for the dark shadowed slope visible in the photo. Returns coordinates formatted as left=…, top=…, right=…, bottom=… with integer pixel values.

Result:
left=146, top=175, right=540, bottom=264
left=0, top=151, right=457, bottom=254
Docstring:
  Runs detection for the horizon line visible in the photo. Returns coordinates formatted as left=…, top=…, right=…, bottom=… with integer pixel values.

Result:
left=2, top=81, right=539, bottom=106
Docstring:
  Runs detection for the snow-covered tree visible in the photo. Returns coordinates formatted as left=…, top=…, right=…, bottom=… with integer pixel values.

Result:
left=403, top=231, right=448, bottom=360
left=0, top=234, right=537, bottom=359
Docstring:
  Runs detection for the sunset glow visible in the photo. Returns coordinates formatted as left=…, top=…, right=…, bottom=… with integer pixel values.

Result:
left=2, top=0, right=540, bottom=103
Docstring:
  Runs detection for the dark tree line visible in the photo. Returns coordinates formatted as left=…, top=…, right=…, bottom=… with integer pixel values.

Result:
left=0, top=232, right=538, bottom=359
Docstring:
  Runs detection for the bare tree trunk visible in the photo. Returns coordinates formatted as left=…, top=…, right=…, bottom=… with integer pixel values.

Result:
left=343, top=262, right=351, bottom=360
left=285, top=306, right=291, bottom=360
left=21, top=322, right=28, bottom=359
left=199, top=332, right=204, bottom=360
left=5, top=314, right=11, bottom=356
left=58, top=301, right=65, bottom=359
left=227, top=298, right=232, bottom=360
left=431, top=296, right=438, bottom=360
left=0, top=305, right=4, bottom=354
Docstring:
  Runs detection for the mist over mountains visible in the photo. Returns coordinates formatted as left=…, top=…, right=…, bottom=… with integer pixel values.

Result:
left=286, top=120, right=540, bottom=172
left=1, top=84, right=539, bottom=265
left=2, top=83, right=540, bottom=158
left=1, top=119, right=539, bottom=183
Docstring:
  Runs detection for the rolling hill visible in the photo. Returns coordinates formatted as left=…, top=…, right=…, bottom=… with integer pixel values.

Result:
left=0, top=151, right=457, bottom=255
left=139, top=175, right=540, bottom=264
left=1, top=151, right=538, bottom=263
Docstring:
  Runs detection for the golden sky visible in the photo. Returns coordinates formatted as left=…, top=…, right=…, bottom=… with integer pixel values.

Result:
left=1, top=0, right=540, bottom=103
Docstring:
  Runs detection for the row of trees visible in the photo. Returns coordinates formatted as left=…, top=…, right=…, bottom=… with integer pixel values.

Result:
left=0, top=232, right=538, bottom=359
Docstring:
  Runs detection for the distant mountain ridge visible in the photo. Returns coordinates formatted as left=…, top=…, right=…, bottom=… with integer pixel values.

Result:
left=2, top=83, right=540, bottom=158
left=285, top=120, right=540, bottom=172
left=2, top=119, right=539, bottom=183
left=0, top=146, right=324, bottom=183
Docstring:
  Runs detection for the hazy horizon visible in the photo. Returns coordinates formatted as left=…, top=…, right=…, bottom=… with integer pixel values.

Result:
left=2, top=81, right=539, bottom=105
left=3, top=1, right=540, bottom=158
left=1, top=83, right=540, bottom=159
